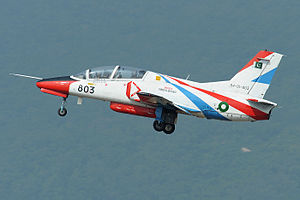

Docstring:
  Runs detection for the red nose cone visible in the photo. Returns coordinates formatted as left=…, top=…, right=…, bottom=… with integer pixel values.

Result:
left=36, top=81, right=72, bottom=93
left=36, top=77, right=76, bottom=97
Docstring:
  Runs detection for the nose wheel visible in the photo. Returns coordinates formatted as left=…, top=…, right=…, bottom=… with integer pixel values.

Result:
left=58, top=107, right=67, bottom=116
left=58, top=97, right=68, bottom=117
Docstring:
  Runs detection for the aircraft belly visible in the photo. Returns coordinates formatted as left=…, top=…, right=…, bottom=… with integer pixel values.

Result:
left=189, top=109, right=252, bottom=121
left=223, top=112, right=252, bottom=121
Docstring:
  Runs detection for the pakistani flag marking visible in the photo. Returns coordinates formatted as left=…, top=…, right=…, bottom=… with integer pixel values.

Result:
left=255, top=62, right=263, bottom=69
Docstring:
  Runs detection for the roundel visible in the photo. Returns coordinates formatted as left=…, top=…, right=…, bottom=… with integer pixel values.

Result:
left=218, top=102, right=229, bottom=112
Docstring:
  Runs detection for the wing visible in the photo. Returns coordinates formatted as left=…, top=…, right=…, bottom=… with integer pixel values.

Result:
left=137, top=92, right=193, bottom=115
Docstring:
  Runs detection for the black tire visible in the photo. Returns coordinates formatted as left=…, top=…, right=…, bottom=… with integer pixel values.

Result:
left=153, top=120, right=165, bottom=132
left=58, top=108, right=67, bottom=117
left=163, top=123, right=175, bottom=134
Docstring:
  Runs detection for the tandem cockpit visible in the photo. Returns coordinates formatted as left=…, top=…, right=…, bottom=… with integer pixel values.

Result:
left=72, top=65, right=147, bottom=80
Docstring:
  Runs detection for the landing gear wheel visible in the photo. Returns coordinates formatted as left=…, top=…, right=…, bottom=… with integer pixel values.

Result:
left=163, top=123, right=175, bottom=134
left=153, top=120, right=165, bottom=132
left=58, top=108, right=67, bottom=117
left=58, top=97, right=67, bottom=117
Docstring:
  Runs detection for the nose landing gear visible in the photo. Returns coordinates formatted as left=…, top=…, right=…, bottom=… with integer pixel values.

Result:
left=58, top=97, right=67, bottom=117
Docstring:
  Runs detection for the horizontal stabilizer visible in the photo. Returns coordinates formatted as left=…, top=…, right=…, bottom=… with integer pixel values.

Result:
left=246, top=98, right=277, bottom=107
left=246, top=98, right=277, bottom=114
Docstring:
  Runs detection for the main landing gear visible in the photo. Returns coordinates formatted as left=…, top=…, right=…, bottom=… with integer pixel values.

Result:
left=58, top=97, right=67, bottom=117
left=153, top=108, right=177, bottom=134
left=153, top=120, right=176, bottom=134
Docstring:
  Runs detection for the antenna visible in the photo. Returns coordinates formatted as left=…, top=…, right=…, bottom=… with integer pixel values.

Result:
left=9, top=73, right=43, bottom=80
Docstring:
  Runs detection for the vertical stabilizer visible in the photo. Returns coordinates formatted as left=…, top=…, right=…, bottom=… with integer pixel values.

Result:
left=229, top=50, right=283, bottom=98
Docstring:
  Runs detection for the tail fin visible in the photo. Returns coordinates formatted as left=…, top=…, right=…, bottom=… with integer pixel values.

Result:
left=229, top=50, right=283, bottom=98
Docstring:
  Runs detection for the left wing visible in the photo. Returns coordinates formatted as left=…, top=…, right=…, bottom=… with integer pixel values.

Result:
left=137, top=92, right=192, bottom=115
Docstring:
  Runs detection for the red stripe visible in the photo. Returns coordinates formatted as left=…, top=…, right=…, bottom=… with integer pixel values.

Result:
left=239, top=50, right=273, bottom=72
left=126, top=81, right=132, bottom=99
left=247, top=98, right=258, bottom=102
left=167, top=76, right=269, bottom=120
left=40, top=88, right=68, bottom=98
left=131, top=82, right=141, bottom=97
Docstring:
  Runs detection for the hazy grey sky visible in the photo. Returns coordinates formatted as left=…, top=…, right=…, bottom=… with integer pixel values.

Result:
left=1, top=0, right=299, bottom=199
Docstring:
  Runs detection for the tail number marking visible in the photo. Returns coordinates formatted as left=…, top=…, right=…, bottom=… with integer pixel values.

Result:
left=78, top=84, right=95, bottom=94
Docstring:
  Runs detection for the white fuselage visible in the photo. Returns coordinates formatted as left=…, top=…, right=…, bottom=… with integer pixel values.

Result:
left=68, top=71, right=274, bottom=122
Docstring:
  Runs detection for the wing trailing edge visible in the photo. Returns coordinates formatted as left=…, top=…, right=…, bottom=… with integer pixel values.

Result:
left=137, top=92, right=197, bottom=115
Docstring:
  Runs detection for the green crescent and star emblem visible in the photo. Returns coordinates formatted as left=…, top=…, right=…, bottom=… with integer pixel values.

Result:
left=218, top=102, right=229, bottom=112
left=255, top=62, right=263, bottom=69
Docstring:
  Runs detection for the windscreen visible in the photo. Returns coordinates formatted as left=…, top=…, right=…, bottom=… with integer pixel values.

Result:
left=74, top=66, right=147, bottom=80
left=89, top=66, right=115, bottom=79
left=113, top=66, right=146, bottom=79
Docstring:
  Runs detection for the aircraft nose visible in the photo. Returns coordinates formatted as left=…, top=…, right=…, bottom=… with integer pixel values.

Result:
left=36, top=76, right=76, bottom=97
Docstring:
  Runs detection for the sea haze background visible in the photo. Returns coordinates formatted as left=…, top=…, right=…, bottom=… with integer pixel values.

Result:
left=0, top=0, right=299, bottom=199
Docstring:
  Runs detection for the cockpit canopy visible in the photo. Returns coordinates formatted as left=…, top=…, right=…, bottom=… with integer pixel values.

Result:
left=73, top=66, right=147, bottom=80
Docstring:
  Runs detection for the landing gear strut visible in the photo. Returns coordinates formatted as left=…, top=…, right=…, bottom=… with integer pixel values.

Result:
left=153, top=108, right=177, bottom=134
left=58, top=97, right=67, bottom=117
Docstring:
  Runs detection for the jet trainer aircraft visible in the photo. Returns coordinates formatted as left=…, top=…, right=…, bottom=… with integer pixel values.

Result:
left=11, top=50, right=283, bottom=134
